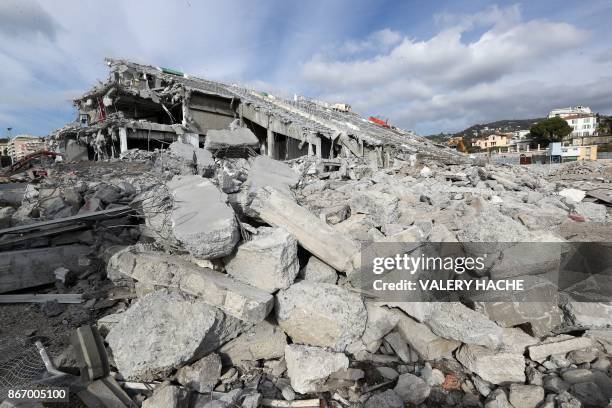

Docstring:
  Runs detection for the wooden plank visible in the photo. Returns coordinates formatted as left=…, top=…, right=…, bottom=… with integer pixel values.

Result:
left=0, top=245, right=91, bottom=293
left=0, top=294, right=83, bottom=303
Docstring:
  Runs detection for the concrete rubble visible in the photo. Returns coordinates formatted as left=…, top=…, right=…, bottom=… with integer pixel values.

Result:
left=105, top=290, right=246, bottom=381
left=275, top=280, right=367, bottom=352
left=1, top=57, right=611, bottom=408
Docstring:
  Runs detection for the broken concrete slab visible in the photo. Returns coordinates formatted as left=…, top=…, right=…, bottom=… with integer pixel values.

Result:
left=205, top=128, right=259, bottom=157
left=142, top=384, right=189, bottom=408
left=561, top=301, right=612, bottom=329
left=426, top=302, right=503, bottom=349
left=349, top=191, right=399, bottom=226
left=393, top=373, right=430, bottom=405
left=574, top=202, right=607, bottom=222
left=297, top=256, right=337, bottom=284
left=92, top=184, right=122, bottom=205
left=584, top=329, right=612, bottom=353
left=224, top=227, right=299, bottom=293
left=245, top=155, right=300, bottom=198
left=218, top=320, right=287, bottom=365
left=500, top=327, right=539, bottom=353
left=168, top=176, right=239, bottom=259
left=488, top=245, right=562, bottom=280
left=559, top=188, right=586, bottom=203
left=170, top=140, right=197, bottom=161
left=169, top=141, right=216, bottom=177
left=456, top=344, right=525, bottom=384
left=484, top=388, right=513, bottom=408
left=476, top=300, right=563, bottom=338
left=106, top=290, right=246, bottom=381
left=364, top=389, right=404, bottom=408
left=284, top=344, right=349, bottom=394
left=175, top=353, right=222, bottom=393
left=250, top=187, right=360, bottom=274
left=383, top=331, right=410, bottom=363
left=528, top=335, right=593, bottom=362
left=275, top=281, right=366, bottom=352
left=107, top=248, right=273, bottom=322
left=354, top=303, right=400, bottom=354
left=393, top=309, right=460, bottom=361
left=509, top=384, right=544, bottom=408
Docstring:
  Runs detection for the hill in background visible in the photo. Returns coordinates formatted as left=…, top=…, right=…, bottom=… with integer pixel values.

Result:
left=426, top=117, right=544, bottom=142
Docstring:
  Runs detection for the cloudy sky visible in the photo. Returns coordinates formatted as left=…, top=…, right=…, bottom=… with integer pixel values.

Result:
left=1, top=0, right=612, bottom=136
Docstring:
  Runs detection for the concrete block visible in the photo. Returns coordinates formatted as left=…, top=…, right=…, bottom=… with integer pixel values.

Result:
left=205, top=128, right=259, bottom=156
left=175, top=353, right=221, bottom=393
left=393, top=309, right=459, bottom=360
left=275, top=281, right=366, bottom=352
left=394, top=373, right=430, bottom=405
left=426, top=302, right=503, bottom=349
left=509, top=384, right=544, bottom=408
left=218, top=320, right=286, bottom=365
left=250, top=187, right=359, bottom=274
left=168, top=176, right=239, bottom=259
left=106, top=290, right=247, bottom=381
left=528, top=335, right=593, bottom=362
left=108, top=248, right=273, bottom=322
left=284, top=344, right=348, bottom=394
left=349, top=191, right=399, bottom=226
left=224, top=227, right=299, bottom=293
left=456, top=344, right=525, bottom=384
left=297, top=256, right=337, bottom=284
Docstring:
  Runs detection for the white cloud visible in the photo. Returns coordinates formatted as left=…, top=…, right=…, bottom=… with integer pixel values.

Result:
left=0, top=0, right=282, bottom=134
left=1, top=1, right=611, bottom=137
left=341, top=28, right=403, bottom=54
left=300, top=5, right=607, bottom=134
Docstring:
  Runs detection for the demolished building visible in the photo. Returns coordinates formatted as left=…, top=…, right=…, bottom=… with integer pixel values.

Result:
left=52, top=58, right=462, bottom=166
left=0, top=58, right=611, bottom=408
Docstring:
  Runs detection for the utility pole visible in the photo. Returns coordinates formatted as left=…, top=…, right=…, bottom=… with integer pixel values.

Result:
left=6, top=127, right=13, bottom=165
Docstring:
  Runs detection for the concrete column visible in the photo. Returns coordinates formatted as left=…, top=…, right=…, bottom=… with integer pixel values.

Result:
left=119, top=128, right=128, bottom=153
left=183, top=133, right=199, bottom=148
left=267, top=128, right=275, bottom=158
left=315, top=136, right=322, bottom=158
left=308, top=143, right=314, bottom=156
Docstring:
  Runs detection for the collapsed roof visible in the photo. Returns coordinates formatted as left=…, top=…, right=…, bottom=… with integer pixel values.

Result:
left=52, top=58, right=466, bottom=164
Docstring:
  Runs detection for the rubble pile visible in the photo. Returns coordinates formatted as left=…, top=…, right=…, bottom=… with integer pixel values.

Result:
left=0, top=137, right=611, bottom=408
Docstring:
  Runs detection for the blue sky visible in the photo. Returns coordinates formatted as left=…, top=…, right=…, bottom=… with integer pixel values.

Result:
left=1, top=0, right=612, bottom=136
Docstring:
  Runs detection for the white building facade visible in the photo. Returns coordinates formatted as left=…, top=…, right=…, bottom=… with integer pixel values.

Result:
left=548, top=106, right=592, bottom=118
left=548, top=106, right=598, bottom=138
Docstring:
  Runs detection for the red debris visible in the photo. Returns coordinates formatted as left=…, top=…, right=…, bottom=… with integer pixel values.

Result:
left=568, top=213, right=586, bottom=222
left=442, top=373, right=461, bottom=391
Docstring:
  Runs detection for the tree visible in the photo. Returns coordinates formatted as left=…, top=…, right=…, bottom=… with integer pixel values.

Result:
left=597, top=115, right=612, bottom=135
left=529, top=117, right=572, bottom=145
